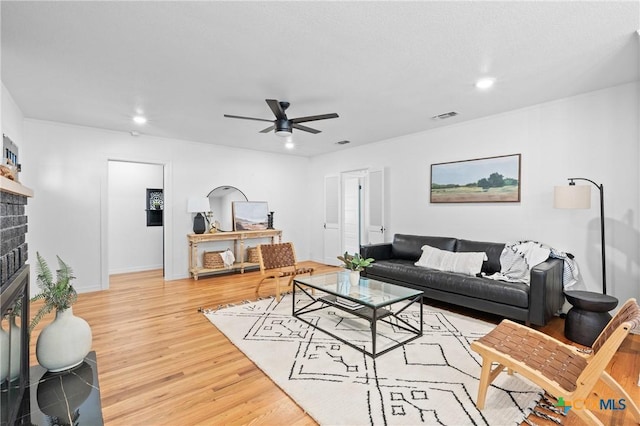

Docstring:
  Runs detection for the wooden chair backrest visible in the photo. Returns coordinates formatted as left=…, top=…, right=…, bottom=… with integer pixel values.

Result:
left=257, top=243, right=297, bottom=272
left=574, top=298, right=640, bottom=399
left=592, top=298, right=640, bottom=353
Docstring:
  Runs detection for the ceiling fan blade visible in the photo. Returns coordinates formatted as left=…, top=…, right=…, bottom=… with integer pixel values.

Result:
left=224, top=114, right=274, bottom=123
left=265, top=99, right=286, bottom=120
left=259, top=125, right=275, bottom=133
left=292, top=123, right=321, bottom=134
left=291, top=113, right=339, bottom=124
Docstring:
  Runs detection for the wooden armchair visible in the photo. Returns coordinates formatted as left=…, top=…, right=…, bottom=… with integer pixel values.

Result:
left=470, top=298, right=640, bottom=426
left=255, top=242, right=314, bottom=301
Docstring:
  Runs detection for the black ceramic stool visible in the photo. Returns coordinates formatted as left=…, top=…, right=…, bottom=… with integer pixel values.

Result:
left=564, top=290, right=618, bottom=347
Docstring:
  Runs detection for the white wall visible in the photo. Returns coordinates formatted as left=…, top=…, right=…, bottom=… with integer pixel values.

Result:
left=1, top=83, right=24, bottom=145
left=108, top=161, right=164, bottom=274
left=309, top=83, right=640, bottom=304
left=20, top=120, right=312, bottom=293
left=7, top=82, right=639, bottom=304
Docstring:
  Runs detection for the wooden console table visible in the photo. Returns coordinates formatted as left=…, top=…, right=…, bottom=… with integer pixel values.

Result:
left=188, top=229, right=282, bottom=280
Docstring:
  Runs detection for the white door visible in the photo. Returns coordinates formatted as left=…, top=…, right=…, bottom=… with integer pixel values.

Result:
left=342, top=175, right=362, bottom=255
left=366, top=168, right=385, bottom=245
left=323, top=175, right=341, bottom=265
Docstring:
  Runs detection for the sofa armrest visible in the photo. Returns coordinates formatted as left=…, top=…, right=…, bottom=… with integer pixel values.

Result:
left=528, top=258, right=565, bottom=326
left=360, top=243, right=393, bottom=261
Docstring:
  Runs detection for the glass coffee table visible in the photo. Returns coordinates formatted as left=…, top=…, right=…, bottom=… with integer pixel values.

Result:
left=292, top=272, right=423, bottom=358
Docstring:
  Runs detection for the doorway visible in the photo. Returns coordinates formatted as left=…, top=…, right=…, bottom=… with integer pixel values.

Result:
left=323, top=168, right=386, bottom=265
left=107, top=161, right=165, bottom=276
left=342, top=170, right=366, bottom=255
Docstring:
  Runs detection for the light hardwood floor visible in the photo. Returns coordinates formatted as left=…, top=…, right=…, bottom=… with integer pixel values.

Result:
left=29, top=263, right=639, bottom=425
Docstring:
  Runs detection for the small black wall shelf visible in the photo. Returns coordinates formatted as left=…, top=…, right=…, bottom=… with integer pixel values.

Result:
left=146, top=188, right=163, bottom=227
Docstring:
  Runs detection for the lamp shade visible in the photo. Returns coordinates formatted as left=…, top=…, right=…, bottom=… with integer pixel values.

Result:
left=187, top=197, right=210, bottom=213
left=554, top=185, right=591, bottom=209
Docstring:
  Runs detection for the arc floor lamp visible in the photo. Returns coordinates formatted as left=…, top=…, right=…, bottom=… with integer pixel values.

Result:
left=554, top=177, right=607, bottom=294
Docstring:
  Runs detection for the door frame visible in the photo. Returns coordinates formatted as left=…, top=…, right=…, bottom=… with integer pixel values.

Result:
left=341, top=169, right=367, bottom=255
left=100, top=158, right=172, bottom=290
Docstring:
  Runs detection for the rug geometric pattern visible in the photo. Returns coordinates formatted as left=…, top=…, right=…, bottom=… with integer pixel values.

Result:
left=204, top=294, right=541, bottom=425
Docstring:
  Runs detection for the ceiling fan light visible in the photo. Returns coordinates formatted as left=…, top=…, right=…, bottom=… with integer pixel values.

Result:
left=275, top=129, right=292, bottom=137
left=275, top=118, right=292, bottom=137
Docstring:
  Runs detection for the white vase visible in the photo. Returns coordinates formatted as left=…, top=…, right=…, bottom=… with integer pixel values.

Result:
left=0, top=321, right=9, bottom=381
left=349, top=270, right=360, bottom=286
left=36, top=307, right=92, bottom=372
left=8, top=316, right=21, bottom=381
left=0, top=316, right=23, bottom=382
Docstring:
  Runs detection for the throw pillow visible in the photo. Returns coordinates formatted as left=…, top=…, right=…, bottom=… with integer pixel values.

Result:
left=415, top=244, right=488, bottom=276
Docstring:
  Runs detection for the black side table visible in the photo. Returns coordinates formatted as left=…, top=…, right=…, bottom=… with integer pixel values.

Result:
left=14, top=351, right=103, bottom=425
left=564, top=290, right=618, bottom=347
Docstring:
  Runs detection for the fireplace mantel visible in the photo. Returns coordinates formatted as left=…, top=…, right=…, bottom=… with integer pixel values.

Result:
left=0, top=176, right=33, bottom=198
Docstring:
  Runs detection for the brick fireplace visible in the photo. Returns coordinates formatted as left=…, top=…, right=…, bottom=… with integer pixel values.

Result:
left=0, top=176, right=33, bottom=424
left=1, top=191, right=28, bottom=285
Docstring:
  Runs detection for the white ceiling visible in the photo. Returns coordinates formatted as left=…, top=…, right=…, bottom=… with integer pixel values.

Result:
left=2, top=1, right=639, bottom=157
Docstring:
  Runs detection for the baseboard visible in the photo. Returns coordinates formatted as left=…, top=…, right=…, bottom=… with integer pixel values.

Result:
left=108, top=264, right=163, bottom=275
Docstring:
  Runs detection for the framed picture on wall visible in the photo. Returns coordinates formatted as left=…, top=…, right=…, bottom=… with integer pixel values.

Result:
left=430, top=154, right=521, bottom=203
left=232, top=201, right=269, bottom=231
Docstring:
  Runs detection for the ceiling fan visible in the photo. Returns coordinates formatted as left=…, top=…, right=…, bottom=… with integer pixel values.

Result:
left=224, top=99, right=339, bottom=137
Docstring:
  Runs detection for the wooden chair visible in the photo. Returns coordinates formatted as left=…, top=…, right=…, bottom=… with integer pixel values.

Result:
left=470, top=298, right=640, bottom=426
left=255, top=242, right=314, bottom=301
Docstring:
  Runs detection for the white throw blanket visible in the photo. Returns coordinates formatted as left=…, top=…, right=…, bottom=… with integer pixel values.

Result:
left=487, top=241, right=550, bottom=284
left=487, top=241, right=581, bottom=289
left=549, top=247, right=581, bottom=290
left=219, top=249, right=235, bottom=269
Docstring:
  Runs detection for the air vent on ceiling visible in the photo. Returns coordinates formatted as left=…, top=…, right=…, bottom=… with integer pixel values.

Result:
left=336, top=140, right=351, bottom=145
left=431, top=111, right=459, bottom=120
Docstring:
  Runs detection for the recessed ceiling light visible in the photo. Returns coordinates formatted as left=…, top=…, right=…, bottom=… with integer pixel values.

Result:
left=284, top=141, right=295, bottom=149
left=475, top=77, right=496, bottom=90
left=133, top=115, right=147, bottom=125
left=336, top=140, right=351, bottom=145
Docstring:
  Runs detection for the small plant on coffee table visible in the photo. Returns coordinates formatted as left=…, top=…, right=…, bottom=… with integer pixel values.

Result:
left=337, top=252, right=374, bottom=272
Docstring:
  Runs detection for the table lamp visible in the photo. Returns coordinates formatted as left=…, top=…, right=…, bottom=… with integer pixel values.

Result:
left=187, top=197, right=210, bottom=234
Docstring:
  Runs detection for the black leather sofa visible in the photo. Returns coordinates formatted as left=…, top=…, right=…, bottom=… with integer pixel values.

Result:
left=360, top=234, right=565, bottom=326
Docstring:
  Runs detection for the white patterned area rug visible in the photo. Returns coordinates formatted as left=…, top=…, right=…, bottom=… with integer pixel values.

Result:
left=203, top=294, right=541, bottom=425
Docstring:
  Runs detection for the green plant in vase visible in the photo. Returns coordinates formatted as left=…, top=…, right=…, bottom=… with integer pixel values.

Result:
left=337, top=252, right=375, bottom=272
left=30, top=253, right=78, bottom=331
left=30, top=253, right=92, bottom=372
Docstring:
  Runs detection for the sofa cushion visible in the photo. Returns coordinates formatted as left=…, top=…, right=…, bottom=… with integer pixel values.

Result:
left=421, top=270, right=530, bottom=308
left=391, top=234, right=457, bottom=261
left=415, top=245, right=487, bottom=276
left=456, top=239, right=505, bottom=275
left=365, top=260, right=529, bottom=308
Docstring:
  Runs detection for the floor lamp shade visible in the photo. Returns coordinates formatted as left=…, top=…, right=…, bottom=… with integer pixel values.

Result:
left=554, top=185, right=591, bottom=209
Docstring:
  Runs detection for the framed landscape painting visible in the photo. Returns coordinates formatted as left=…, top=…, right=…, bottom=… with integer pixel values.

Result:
left=430, top=154, right=521, bottom=203
left=232, top=201, right=269, bottom=231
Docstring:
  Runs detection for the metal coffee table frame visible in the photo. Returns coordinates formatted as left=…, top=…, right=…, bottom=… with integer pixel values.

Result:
left=292, top=273, right=423, bottom=358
